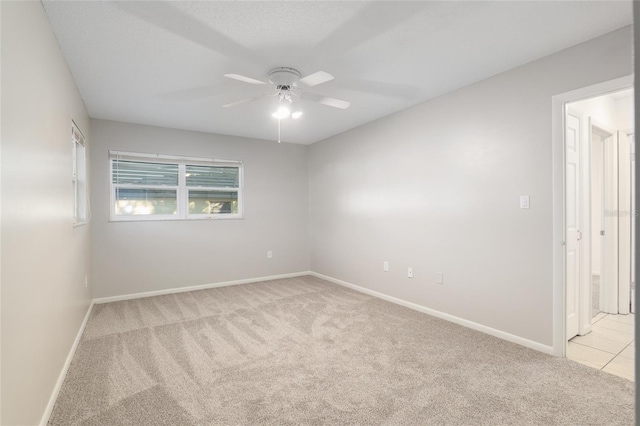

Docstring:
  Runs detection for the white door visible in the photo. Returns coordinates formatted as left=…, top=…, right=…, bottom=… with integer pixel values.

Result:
left=618, top=131, right=631, bottom=314
left=566, top=113, right=582, bottom=339
left=592, top=131, right=606, bottom=312
left=603, top=133, right=619, bottom=313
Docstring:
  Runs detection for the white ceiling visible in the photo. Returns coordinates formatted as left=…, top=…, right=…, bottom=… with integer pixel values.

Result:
left=42, top=1, right=632, bottom=145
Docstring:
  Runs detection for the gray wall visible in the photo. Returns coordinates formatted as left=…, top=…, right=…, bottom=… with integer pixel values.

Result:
left=90, top=120, right=309, bottom=298
left=308, top=26, right=633, bottom=347
left=1, top=2, right=92, bottom=424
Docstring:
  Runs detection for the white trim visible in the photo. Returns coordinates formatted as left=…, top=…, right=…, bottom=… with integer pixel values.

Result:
left=72, top=121, right=88, bottom=225
left=179, top=163, right=187, bottom=218
left=551, top=95, right=566, bottom=356
left=71, top=119, right=86, bottom=140
left=40, top=302, right=94, bottom=426
left=109, top=150, right=242, bottom=165
left=551, top=75, right=633, bottom=357
left=310, top=272, right=555, bottom=356
left=93, top=271, right=311, bottom=304
left=108, top=215, right=243, bottom=223
left=580, top=113, right=593, bottom=337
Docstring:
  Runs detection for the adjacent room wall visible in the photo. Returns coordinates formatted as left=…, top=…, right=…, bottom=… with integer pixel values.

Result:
left=90, top=119, right=309, bottom=298
left=570, top=94, right=618, bottom=129
left=1, top=2, right=92, bottom=424
left=308, top=26, right=633, bottom=347
left=615, top=93, right=635, bottom=131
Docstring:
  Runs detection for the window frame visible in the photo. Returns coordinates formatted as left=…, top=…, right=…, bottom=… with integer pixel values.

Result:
left=72, top=121, right=88, bottom=226
left=109, top=151, right=244, bottom=222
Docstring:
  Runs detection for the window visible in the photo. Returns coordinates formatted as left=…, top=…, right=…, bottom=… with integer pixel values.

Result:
left=110, top=151, right=243, bottom=221
left=72, top=122, right=88, bottom=225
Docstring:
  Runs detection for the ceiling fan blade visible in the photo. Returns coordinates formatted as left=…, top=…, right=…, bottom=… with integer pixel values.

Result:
left=303, top=2, right=428, bottom=65
left=116, top=2, right=265, bottom=64
left=298, top=71, right=334, bottom=87
left=224, top=74, right=268, bottom=85
left=332, top=79, right=424, bottom=100
left=301, top=92, right=350, bottom=109
left=223, top=92, right=275, bottom=108
left=158, top=84, right=226, bottom=101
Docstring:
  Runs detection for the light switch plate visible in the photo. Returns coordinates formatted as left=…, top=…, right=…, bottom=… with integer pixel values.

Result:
left=520, top=195, right=530, bottom=209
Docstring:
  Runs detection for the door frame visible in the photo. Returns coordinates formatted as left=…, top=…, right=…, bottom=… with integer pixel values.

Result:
left=617, top=130, right=633, bottom=315
left=551, top=75, right=633, bottom=357
left=629, top=131, right=636, bottom=314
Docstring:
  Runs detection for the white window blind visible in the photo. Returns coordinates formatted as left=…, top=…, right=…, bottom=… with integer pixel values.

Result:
left=185, top=165, right=240, bottom=216
left=113, top=160, right=179, bottom=186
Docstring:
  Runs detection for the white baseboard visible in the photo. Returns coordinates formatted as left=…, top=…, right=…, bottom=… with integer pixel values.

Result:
left=93, top=271, right=312, bottom=304
left=40, top=301, right=94, bottom=426
left=310, top=271, right=555, bottom=356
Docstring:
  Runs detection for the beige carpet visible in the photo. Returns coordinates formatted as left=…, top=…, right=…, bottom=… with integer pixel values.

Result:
left=49, top=276, right=634, bottom=425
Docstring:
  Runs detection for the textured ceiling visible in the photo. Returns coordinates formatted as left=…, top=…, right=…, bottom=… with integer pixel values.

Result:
left=42, top=1, right=632, bottom=145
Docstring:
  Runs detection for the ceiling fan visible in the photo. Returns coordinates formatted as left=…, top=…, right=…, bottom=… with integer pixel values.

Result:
left=223, top=67, right=351, bottom=119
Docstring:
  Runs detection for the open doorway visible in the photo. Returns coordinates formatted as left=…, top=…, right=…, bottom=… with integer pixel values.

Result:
left=564, top=88, right=634, bottom=381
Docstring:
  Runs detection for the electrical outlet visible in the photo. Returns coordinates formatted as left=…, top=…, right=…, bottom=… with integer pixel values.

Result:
left=408, top=267, right=413, bottom=278
left=520, top=195, right=530, bottom=209
left=437, top=272, right=444, bottom=285
left=383, top=261, right=389, bottom=272
left=267, top=250, right=273, bottom=259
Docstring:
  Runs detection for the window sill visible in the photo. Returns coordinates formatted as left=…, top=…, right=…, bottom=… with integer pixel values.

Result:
left=109, top=215, right=244, bottom=223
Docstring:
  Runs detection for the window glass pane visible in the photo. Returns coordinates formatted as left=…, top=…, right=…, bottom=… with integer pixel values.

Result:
left=186, top=165, right=239, bottom=188
left=113, top=160, right=179, bottom=186
left=189, top=190, right=238, bottom=214
left=115, top=188, right=177, bottom=216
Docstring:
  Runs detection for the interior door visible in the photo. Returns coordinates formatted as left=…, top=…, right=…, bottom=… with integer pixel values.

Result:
left=602, top=132, right=619, bottom=313
left=566, top=113, right=582, bottom=339
left=618, top=131, right=631, bottom=314
left=592, top=131, right=606, bottom=312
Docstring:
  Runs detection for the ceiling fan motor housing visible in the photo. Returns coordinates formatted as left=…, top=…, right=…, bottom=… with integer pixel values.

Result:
left=268, top=67, right=301, bottom=87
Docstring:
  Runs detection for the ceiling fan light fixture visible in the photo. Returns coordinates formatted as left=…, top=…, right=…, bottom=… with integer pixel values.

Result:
left=291, top=110, right=303, bottom=119
left=272, top=105, right=290, bottom=119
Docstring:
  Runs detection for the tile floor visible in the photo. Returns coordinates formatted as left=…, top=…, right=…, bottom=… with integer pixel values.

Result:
left=568, top=313, right=634, bottom=381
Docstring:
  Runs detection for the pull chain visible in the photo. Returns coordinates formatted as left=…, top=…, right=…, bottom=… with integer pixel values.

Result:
left=277, top=119, right=281, bottom=143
